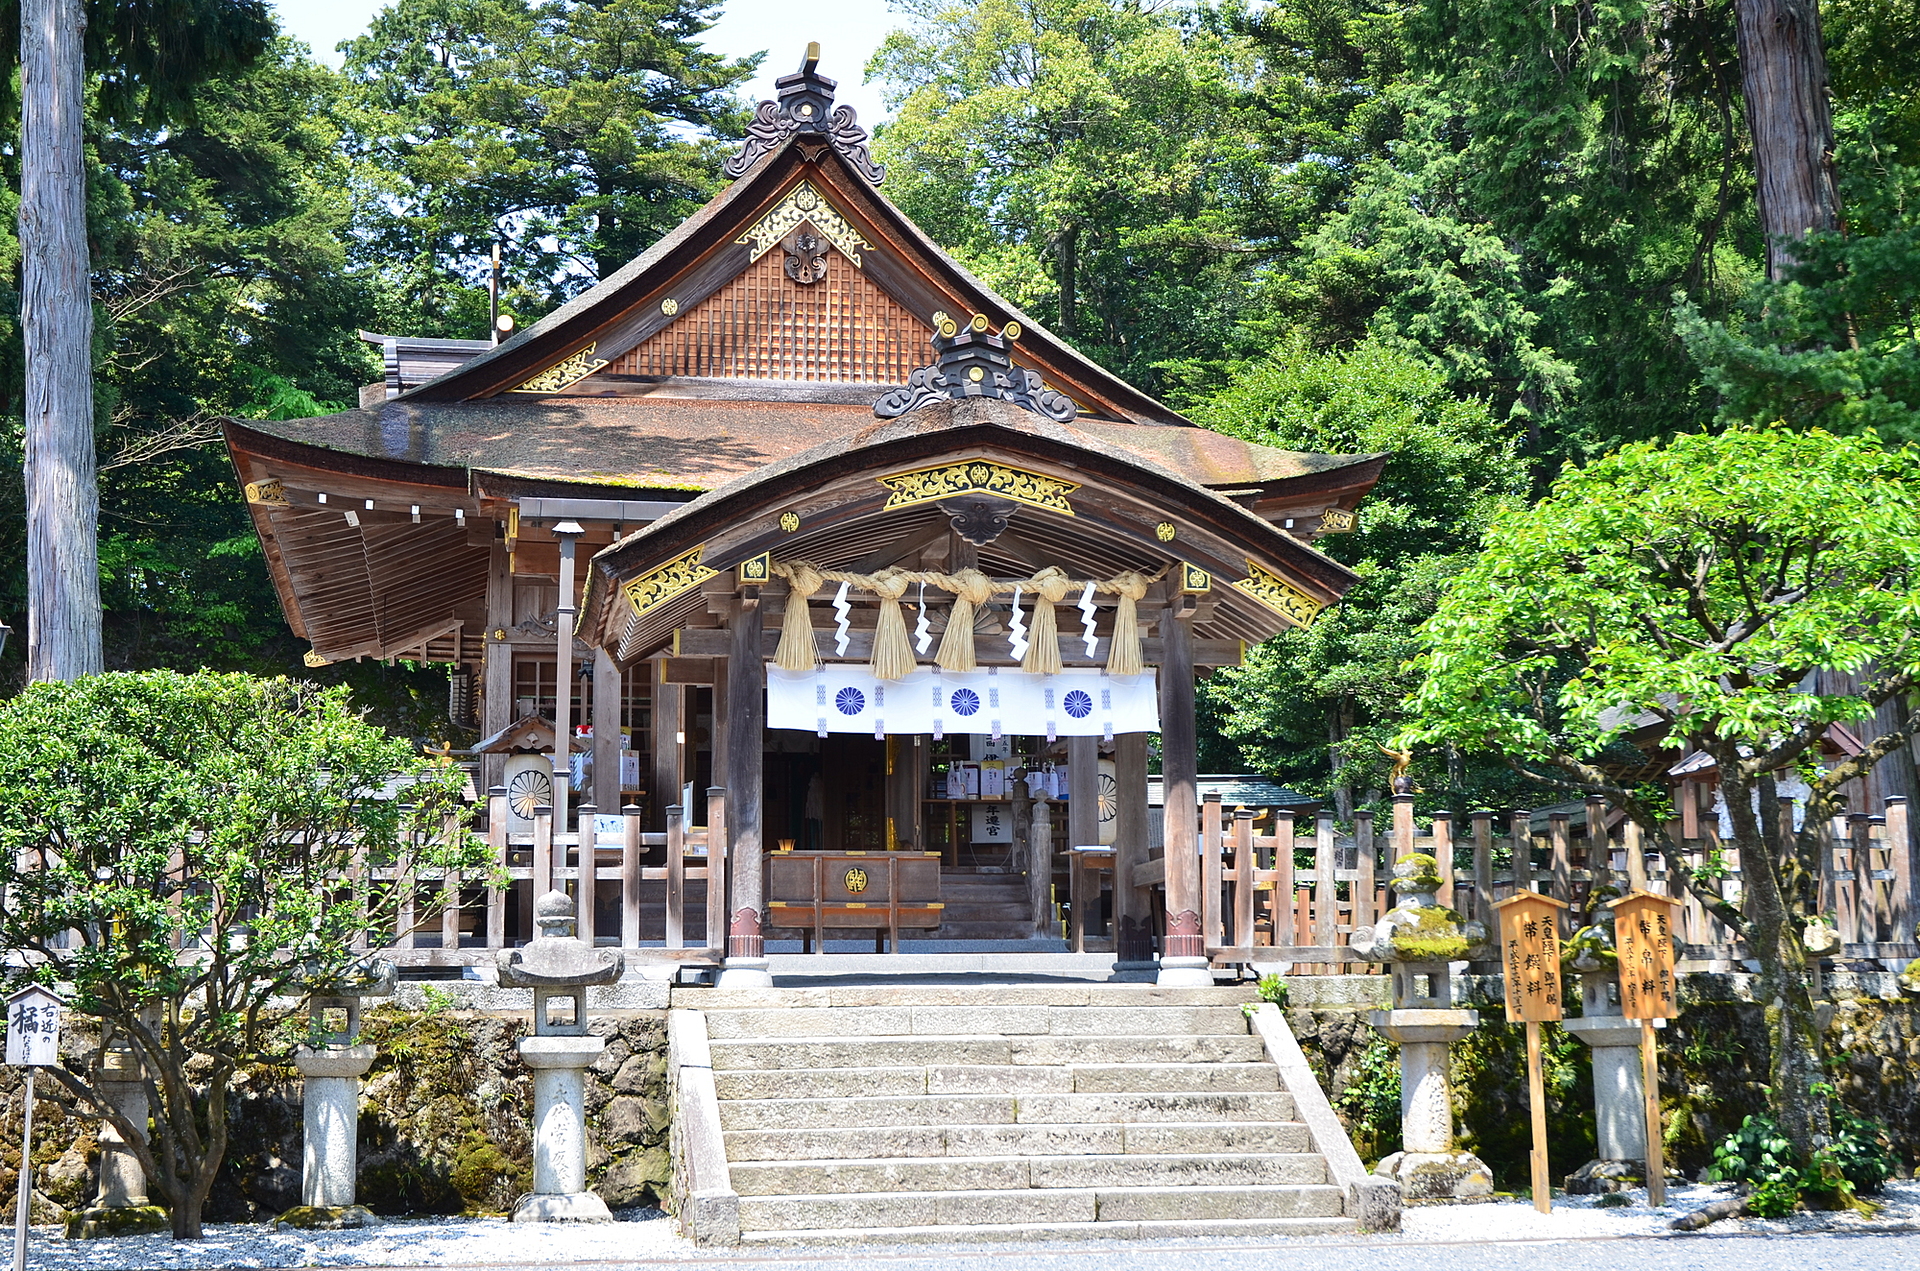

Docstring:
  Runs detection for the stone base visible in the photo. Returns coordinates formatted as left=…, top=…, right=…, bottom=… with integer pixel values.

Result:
left=66, top=1205, right=171, bottom=1239
left=716, top=958, right=773, bottom=989
left=1374, top=1151, right=1495, bottom=1202
left=273, top=1204, right=382, bottom=1231
left=1155, top=956, right=1213, bottom=988
left=511, top=1191, right=616, bottom=1223
left=1564, top=1159, right=1643, bottom=1194
left=1107, top=960, right=1158, bottom=983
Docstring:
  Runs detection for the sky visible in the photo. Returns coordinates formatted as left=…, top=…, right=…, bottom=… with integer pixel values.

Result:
left=270, top=0, right=898, bottom=125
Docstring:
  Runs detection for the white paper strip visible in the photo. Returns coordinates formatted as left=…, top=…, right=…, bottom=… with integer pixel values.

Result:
left=1078, top=581, right=1098, bottom=657
left=767, top=665, right=1159, bottom=737
left=1007, top=587, right=1028, bottom=661
left=914, top=582, right=933, bottom=654
left=831, top=581, right=852, bottom=656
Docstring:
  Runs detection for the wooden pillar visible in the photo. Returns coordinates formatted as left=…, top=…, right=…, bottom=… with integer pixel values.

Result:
left=481, top=539, right=513, bottom=793
left=1068, top=735, right=1099, bottom=947
left=1112, top=732, right=1155, bottom=970
left=651, top=663, right=682, bottom=834
left=1157, top=604, right=1207, bottom=984
left=592, top=648, right=622, bottom=818
left=720, top=598, right=770, bottom=984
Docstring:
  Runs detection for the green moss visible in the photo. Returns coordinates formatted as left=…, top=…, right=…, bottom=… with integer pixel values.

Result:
left=449, top=1132, right=529, bottom=1212
left=65, top=1205, right=171, bottom=1239
left=1387, top=905, right=1472, bottom=961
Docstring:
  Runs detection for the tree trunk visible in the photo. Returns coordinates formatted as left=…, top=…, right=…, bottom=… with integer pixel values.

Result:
left=1733, top=0, right=1839, bottom=278
left=1721, top=769, right=1830, bottom=1154
left=1330, top=700, right=1353, bottom=822
left=1056, top=224, right=1079, bottom=339
left=20, top=0, right=102, bottom=682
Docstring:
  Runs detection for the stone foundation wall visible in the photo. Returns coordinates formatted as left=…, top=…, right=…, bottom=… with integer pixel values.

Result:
left=0, top=1006, right=672, bottom=1224
left=1281, top=974, right=1920, bottom=1188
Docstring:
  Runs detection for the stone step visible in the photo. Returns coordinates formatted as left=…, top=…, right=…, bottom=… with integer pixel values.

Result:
left=714, top=1061, right=1281, bottom=1100
left=717, top=1090, right=1298, bottom=1131
left=678, top=984, right=1254, bottom=1010
left=739, top=1216, right=1360, bottom=1245
left=709, top=1032, right=1267, bottom=1071
left=736, top=1183, right=1346, bottom=1230
left=729, top=1153, right=1329, bottom=1196
left=702, top=1004, right=1249, bottom=1039
left=723, top=1120, right=1313, bottom=1162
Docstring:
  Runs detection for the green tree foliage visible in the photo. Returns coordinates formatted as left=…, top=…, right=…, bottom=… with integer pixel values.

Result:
left=1181, top=338, right=1529, bottom=810
left=341, top=0, right=756, bottom=335
left=0, top=671, right=489, bottom=1238
left=870, top=0, right=1273, bottom=389
left=1399, top=426, right=1920, bottom=1156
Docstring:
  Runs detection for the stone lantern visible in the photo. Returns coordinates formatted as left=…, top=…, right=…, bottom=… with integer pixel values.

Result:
left=497, top=889, right=625, bottom=1221
left=1351, top=852, right=1495, bottom=1201
left=66, top=1009, right=169, bottom=1238
left=1563, top=899, right=1663, bottom=1193
left=276, top=956, right=397, bottom=1230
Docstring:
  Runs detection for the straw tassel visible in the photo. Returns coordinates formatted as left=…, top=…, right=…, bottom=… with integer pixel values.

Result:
left=936, top=569, right=995, bottom=673
left=774, top=563, right=824, bottom=671
left=1105, top=571, right=1150, bottom=677
left=868, top=570, right=916, bottom=680
left=1022, top=566, right=1073, bottom=676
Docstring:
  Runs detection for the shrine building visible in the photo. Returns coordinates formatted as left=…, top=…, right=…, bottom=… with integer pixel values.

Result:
left=224, top=49, right=1384, bottom=987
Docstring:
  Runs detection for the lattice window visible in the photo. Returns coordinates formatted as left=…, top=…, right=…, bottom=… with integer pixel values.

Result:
left=610, top=246, right=931, bottom=382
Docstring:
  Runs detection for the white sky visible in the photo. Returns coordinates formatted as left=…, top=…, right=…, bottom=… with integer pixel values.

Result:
left=271, top=0, right=897, bottom=125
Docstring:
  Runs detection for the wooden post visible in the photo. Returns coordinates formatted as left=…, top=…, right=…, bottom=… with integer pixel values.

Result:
left=666, top=803, right=686, bottom=949
left=1201, top=793, right=1224, bottom=951
left=1391, top=791, right=1415, bottom=861
left=1610, top=889, right=1681, bottom=1206
left=622, top=802, right=643, bottom=948
left=1642, top=1020, right=1667, bottom=1205
left=651, top=665, right=683, bottom=832
left=1028, top=791, right=1054, bottom=938
left=1274, top=810, right=1296, bottom=950
left=1432, top=812, right=1454, bottom=909
left=1587, top=795, right=1612, bottom=892
left=1069, top=734, right=1099, bottom=950
left=1494, top=890, right=1569, bottom=1214
left=1549, top=811, right=1572, bottom=927
left=482, top=543, right=513, bottom=794
left=592, top=648, right=623, bottom=818
left=1157, top=604, right=1204, bottom=977
left=576, top=802, right=596, bottom=946
left=551, top=522, right=584, bottom=835
left=1112, top=732, right=1154, bottom=965
left=724, top=599, right=766, bottom=976
left=1625, top=818, right=1648, bottom=893
left=1472, top=811, right=1495, bottom=928
left=1232, top=808, right=1256, bottom=952
left=486, top=786, right=508, bottom=948
left=1511, top=809, right=1534, bottom=893
left=1351, top=809, right=1374, bottom=933
left=21, top=0, right=104, bottom=682
left=1888, top=797, right=1913, bottom=949
left=1313, top=812, right=1336, bottom=948
left=705, top=786, right=729, bottom=958
left=533, top=803, right=553, bottom=897
left=1526, top=1020, right=1551, bottom=1213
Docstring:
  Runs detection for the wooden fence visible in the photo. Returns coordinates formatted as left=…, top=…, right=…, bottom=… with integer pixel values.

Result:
left=1146, top=792, right=1918, bottom=974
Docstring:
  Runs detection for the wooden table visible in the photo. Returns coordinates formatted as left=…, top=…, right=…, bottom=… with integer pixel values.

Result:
left=766, top=851, right=944, bottom=951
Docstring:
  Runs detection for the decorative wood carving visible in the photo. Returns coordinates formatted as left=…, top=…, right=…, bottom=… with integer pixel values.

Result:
left=873, top=315, right=1077, bottom=422
left=511, top=344, right=609, bottom=394
left=936, top=494, right=1018, bottom=545
left=783, top=230, right=829, bottom=284
left=1232, top=560, right=1327, bottom=627
left=621, top=546, right=718, bottom=618
left=723, top=47, right=886, bottom=184
left=738, top=180, right=871, bottom=265
left=877, top=460, right=1078, bottom=516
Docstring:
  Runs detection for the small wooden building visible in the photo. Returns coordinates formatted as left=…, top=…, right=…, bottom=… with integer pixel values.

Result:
left=224, top=50, right=1384, bottom=982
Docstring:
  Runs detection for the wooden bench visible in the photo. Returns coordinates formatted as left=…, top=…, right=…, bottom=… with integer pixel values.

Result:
left=766, top=851, right=944, bottom=951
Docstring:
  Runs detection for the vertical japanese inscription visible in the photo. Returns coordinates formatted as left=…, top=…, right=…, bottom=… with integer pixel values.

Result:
left=1609, top=891, right=1681, bottom=1020
left=1494, top=892, right=1569, bottom=1023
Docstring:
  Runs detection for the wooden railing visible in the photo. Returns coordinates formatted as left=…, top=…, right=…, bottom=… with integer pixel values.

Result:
left=1138, top=793, right=1917, bottom=974
left=379, top=787, right=731, bottom=968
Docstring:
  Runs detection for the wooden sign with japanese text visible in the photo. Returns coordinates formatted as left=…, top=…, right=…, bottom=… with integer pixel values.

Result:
left=1608, top=890, right=1681, bottom=1021
left=5, top=986, right=62, bottom=1067
left=1493, top=891, right=1570, bottom=1023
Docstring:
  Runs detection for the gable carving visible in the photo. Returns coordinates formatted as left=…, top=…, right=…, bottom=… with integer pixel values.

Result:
left=610, top=249, right=931, bottom=382
left=737, top=181, right=873, bottom=266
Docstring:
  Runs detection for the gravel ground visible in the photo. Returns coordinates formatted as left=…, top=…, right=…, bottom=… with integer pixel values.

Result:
left=16, top=1181, right=1919, bottom=1269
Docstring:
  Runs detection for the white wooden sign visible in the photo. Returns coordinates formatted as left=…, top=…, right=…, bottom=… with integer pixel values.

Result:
left=5, top=986, right=63, bottom=1067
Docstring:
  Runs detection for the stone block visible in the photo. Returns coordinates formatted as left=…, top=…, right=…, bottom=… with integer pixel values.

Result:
left=712, top=1035, right=1012, bottom=1070
left=1120, top=1121, right=1310, bottom=1156
left=730, top=1155, right=1030, bottom=1196
left=1012, top=1090, right=1296, bottom=1124
left=1372, top=1150, right=1494, bottom=1201
left=943, top=1123, right=1126, bottom=1157
left=1007, top=1034, right=1264, bottom=1066
left=1045, top=1005, right=1247, bottom=1036
left=927, top=1065, right=1073, bottom=1095
left=911, top=1005, right=1050, bottom=1035
left=705, top=1007, right=914, bottom=1038
left=720, top=1094, right=1017, bottom=1131
left=1029, top=1152, right=1324, bottom=1189
left=1069, top=1062, right=1278, bottom=1094
left=718, top=1065, right=927, bottom=1100
left=1093, top=1183, right=1344, bottom=1221
left=724, top=1126, right=947, bottom=1162
left=594, top=1145, right=669, bottom=1206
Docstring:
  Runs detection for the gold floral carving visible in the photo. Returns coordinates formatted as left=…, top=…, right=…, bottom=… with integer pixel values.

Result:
left=245, top=479, right=290, bottom=507
left=303, top=649, right=331, bottom=667
left=510, top=344, right=610, bottom=394
left=1233, top=560, right=1328, bottom=627
left=737, top=551, right=771, bottom=584
left=737, top=180, right=873, bottom=266
left=1319, top=507, right=1357, bottom=533
left=622, top=546, right=719, bottom=619
left=877, top=460, right=1078, bottom=515
left=1180, top=563, right=1211, bottom=594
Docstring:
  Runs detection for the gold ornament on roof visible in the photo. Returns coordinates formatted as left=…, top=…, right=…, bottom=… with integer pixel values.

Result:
left=303, top=649, right=331, bottom=667
left=737, top=180, right=873, bottom=267
left=779, top=511, right=801, bottom=533
left=622, top=546, right=719, bottom=619
left=877, top=460, right=1078, bottom=516
left=1319, top=507, right=1357, bottom=532
left=1154, top=522, right=1177, bottom=542
left=245, top=479, right=290, bottom=507
left=1233, top=560, right=1328, bottom=627
left=660, top=297, right=679, bottom=316
left=511, top=344, right=609, bottom=394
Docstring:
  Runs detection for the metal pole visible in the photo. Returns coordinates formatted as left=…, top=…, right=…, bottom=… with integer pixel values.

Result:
left=552, top=521, right=585, bottom=840
left=13, top=1066, right=34, bottom=1271
left=489, top=242, right=502, bottom=346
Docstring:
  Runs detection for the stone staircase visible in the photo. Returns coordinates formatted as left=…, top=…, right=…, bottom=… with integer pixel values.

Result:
left=665, top=984, right=1396, bottom=1244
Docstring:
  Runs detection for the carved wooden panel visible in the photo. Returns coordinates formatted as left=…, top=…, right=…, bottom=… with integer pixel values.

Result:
left=610, top=247, right=931, bottom=382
